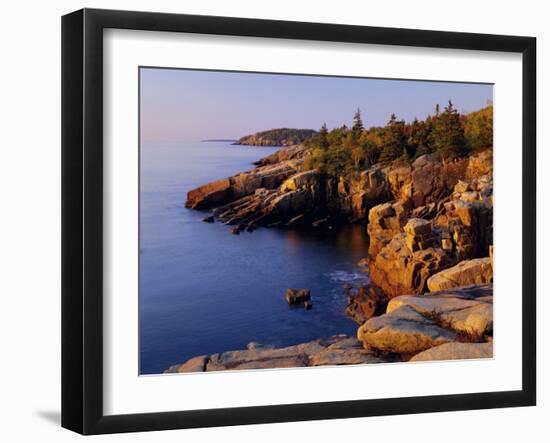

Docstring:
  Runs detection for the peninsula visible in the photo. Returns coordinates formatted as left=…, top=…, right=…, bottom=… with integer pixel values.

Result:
left=233, top=128, right=318, bottom=147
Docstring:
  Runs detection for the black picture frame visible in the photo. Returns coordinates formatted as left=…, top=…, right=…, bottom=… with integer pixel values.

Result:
left=61, top=8, right=537, bottom=435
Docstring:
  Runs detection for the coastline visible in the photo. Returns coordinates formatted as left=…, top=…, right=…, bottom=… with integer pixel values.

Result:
left=168, top=141, right=494, bottom=372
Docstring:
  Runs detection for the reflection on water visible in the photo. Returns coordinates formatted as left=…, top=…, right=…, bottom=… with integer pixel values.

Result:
left=139, top=142, right=370, bottom=374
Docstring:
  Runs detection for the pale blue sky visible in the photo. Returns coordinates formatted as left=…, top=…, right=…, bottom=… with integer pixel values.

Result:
left=140, top=68, right=492, bottom=143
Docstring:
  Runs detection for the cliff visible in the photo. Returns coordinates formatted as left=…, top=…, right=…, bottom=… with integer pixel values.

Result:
left=186, top=145, right=492, bottom=237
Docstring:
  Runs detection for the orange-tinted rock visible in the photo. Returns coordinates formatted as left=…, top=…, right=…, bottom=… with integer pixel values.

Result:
left=358, top=284, right=493, bottom=354
left=466, top=149, right=493, bottom=180
left=185, top=158, right=301, bottom=209
left=427, top=258, right=493, bottom=292
left=345, top=285, right=388, bottom=324
left=367, top=201, right=410, bottom=257
left=387, top=284, right=493, bottom=337
left=369, top=233, right=456, bottom=298
left=186, top=178, right=233, bottom=209
left=357, top=305, right=457, bottom=354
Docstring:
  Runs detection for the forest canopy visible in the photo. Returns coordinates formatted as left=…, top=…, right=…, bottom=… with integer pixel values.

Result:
left=303, top=103, right=493, bottom=177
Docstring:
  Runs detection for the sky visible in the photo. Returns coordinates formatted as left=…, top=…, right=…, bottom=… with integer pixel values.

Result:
left=140, top=68, right=493, bottom=143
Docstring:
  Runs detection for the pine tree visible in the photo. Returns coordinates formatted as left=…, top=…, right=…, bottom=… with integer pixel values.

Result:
left=379, top=113, right=407, bottom=162
left=352, top=108, right=364, bottom=139
left=408, top=118, right=432, bottom=158
left=430, top=100, right=467, bottom=158
left=319, top=123, right=329, bottom=150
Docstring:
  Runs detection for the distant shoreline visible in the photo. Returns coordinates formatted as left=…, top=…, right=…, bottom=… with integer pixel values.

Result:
left=201, top=139, right=237, bottom=142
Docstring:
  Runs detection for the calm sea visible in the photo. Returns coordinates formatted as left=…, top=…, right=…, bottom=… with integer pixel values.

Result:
left=139, top=141, right=368, bottom=374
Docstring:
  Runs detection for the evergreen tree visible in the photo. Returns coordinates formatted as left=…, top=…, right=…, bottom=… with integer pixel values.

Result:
left=379, top=113, right=407, bottom=162
left=319, top=123, right=329, bottom=150
left=352, top=108, right=364, bottom=139
left=430, top=100, right=467, bottom=158
left=408, top=118, right=432, bottom=158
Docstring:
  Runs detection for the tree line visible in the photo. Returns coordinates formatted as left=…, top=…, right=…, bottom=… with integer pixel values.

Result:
left=303, top=101, right=493, bottom=176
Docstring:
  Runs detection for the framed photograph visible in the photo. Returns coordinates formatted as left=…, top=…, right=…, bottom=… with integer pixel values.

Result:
left=61, top=8, right=536, bottom=434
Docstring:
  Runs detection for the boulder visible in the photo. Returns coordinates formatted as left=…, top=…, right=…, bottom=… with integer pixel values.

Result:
left=387, top=284, right=493, bottom=336
left=357, top=305, right=457, bottom=354
left=358, top=284, right=493, bottom=354
left=285, top=288, right=311, bottom=305
left=427, top=258, right=493, bottom=292
left=410, top=342, right=493, bottom=361
left=345, top=285, right=387, bottom=324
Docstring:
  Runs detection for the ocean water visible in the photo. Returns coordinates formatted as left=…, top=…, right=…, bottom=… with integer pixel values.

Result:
left=140, top=141, right=369, bottom=375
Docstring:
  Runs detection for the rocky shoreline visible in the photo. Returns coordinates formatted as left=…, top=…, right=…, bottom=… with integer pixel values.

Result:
left=170, top=143, right=494, bottom=372
left=166, top=284, right=493, bottom=373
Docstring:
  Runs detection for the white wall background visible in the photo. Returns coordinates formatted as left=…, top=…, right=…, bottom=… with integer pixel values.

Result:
left=0, top=0, right=546, bottom=441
